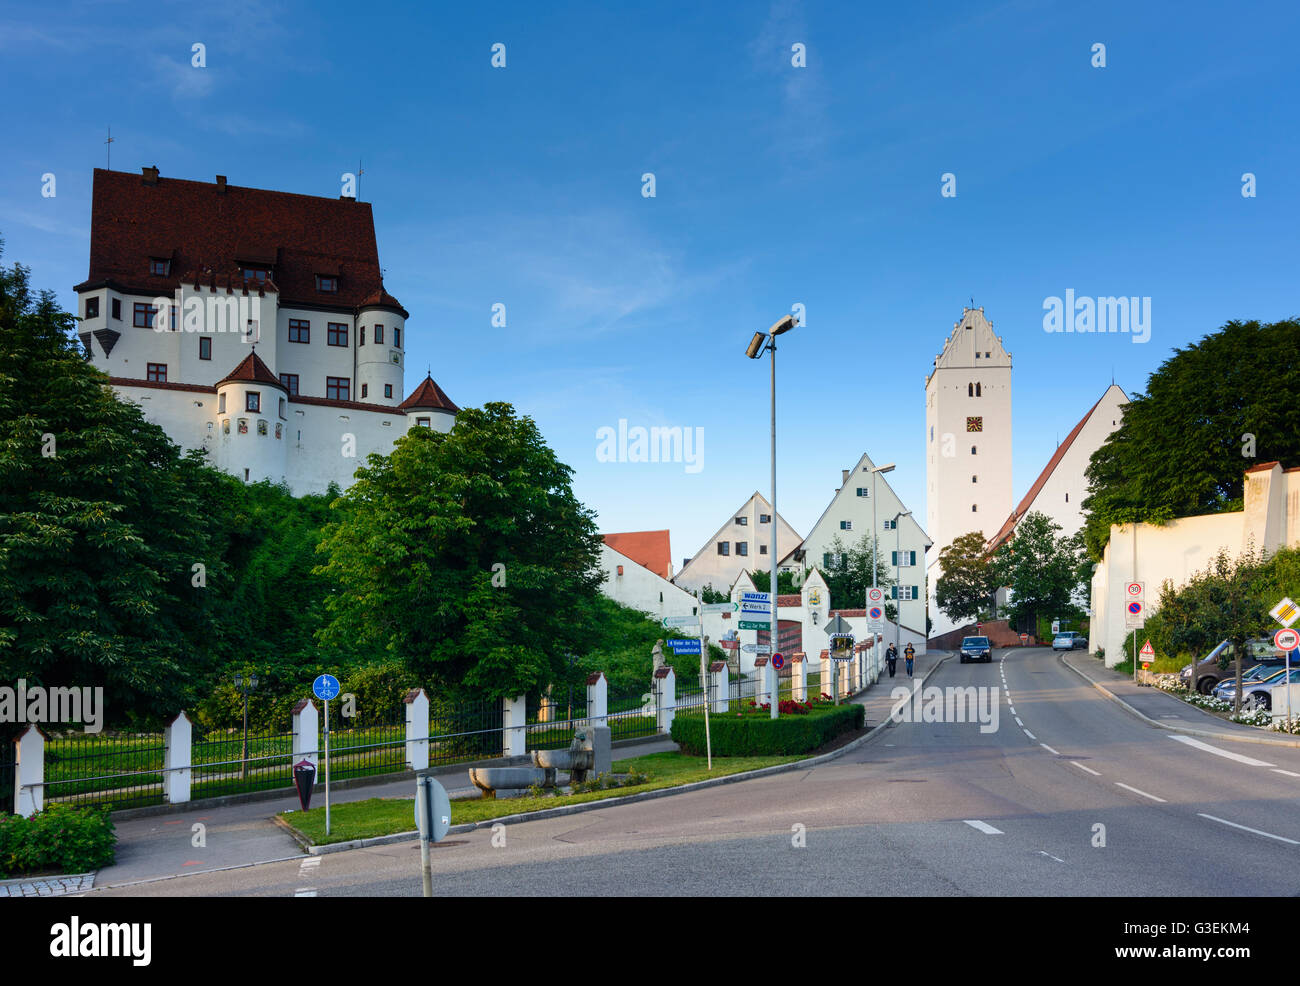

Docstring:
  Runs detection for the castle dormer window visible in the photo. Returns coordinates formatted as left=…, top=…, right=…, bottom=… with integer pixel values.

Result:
left=394, top=327, right=401, bottom=348
left=316, top=275, right=338, bottom=293
left=150, top=258, right=170, bottom=276
left=241, top=267, right=269, bottom=283
left=85, top=296, right=99, bottom=319
left=246, top=392, right=260, bottom=413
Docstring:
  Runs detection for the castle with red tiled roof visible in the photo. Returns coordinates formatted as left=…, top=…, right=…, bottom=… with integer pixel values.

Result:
left=75, top=167, right=458, bottom=494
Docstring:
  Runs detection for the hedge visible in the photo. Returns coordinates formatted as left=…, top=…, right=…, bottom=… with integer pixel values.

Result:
left=0, top=803, right=116, bottom=878
left=670, top=703, right=865, bottom=757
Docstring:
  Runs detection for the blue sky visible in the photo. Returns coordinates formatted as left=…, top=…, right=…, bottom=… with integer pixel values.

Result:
left=3, top=0, right=1298, bottom=569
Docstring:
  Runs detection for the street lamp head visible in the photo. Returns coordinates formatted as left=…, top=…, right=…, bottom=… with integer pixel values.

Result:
left=234, top=673, right=243, bottom=689
left=249, top=674, right=259, bottom=691
left=769, top=314, right=797, bottom=336
left=745, top=331, right=766, bottom=359
left=872, top=463, right=896, bottom=474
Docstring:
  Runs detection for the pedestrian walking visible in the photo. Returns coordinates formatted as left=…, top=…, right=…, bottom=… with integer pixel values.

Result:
left=886, top=643, right=898, bottom=678
left=904, top=642, right=915, bottom=678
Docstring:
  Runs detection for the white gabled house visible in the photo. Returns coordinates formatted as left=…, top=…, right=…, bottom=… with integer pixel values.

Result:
left=672, top=491, right=802, bottom=597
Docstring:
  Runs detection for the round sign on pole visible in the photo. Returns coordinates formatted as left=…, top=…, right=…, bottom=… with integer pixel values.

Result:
left=1127, top=601, right=1143, bottom=615
left=867, top=587, right=883, bottom=604
left=1275, top=628, right=1300, bottom=652
left=869, top=607, right=883, bottom=620
left=771, top=653, right=785, bottom=671
left=313, top=673, right=341, bottom=702
left=1127, top=582, right=1144, bottom=597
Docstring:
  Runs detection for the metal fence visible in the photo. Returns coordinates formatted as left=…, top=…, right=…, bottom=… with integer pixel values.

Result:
left=43, top=731, right=167, bottom=811
left=191, top=725, right=296, bottom=800
left=606, top=683, right=659, bottom=741
left=428, top=694, right=503, bottom=765
left=323, top=717, right=407, bottom=782
left=0, top=737, right=16, bottom=815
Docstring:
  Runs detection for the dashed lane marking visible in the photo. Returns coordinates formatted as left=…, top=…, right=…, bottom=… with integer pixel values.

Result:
left=963, top=820, right=1003, bottom=835
left=1040, top=743, right=1060, bottom=755
left=1115, top=782, right=1166, bottom=803
left=1198, top=813, right=1299, bottom=845
left=1023, top=729, right=1037, bottom=740
left=1071, top=762, right=1101, bottom=776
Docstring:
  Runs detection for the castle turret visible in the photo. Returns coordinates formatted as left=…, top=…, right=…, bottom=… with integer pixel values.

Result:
left=357, top=288, right=407, bottom=406
left=214, top=351, right=289, bottom=484
left=399, top=374, right=459, bottom=433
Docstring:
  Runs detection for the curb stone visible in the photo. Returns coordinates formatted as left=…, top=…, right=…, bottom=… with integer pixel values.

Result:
left=296, top=654, right=953, bottom=855
left=1060, top=652, right=1300, bottom=749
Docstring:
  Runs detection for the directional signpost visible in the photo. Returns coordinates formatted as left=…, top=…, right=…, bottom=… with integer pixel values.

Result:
left=701, top=602, right=739, bottom=615
left=666, top=638, right=701, bottom=655
left=824, top=614, right=855, bottom=704
left=662, top=615, right=701, bottom=630
left=741, top=644, right=771, bottom=654
left=738, top=591, right=772, bottom=631
left=312, top=673, right=341, bottom=835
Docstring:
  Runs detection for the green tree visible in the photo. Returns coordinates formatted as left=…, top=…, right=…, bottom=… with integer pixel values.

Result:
left=991, top=512, right=1087, bottom=634
left=746, top=570, right=802, bottom=595
left=314, top=402, right=605, bottom=699
left=935, top=530, right=998, bottom=625
left=0, top=239, right=227, bottom=723
left=1082, top=318, right=1300, bottom=559
left=817, top=534, right=895, bottom=613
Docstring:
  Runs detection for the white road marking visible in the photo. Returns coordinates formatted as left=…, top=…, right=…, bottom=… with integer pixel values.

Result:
left=1071, top=762, right=1101, bottom=776
left=1023, top=729, right=1037, bottom=739
left=963, top=819, right=1003, bottom=834
left=1198, top=813, right=1300, bottom=845
left=1009, top=706, right=1016, bottom=715
left=1115, top=782, right=1166, bottom=803
left=295, top=856, right=320, bottom=897
left=1168, top=735, right=1275, bottom=767
left=1272, top=769, right=1300, bottom=778
left=1015, top=717, right=1023, bottom=727
left=1037, top=850, right=1066, bottom=863
left=294, top=888, right=318, bottom=897
left=1040, top=743, right=1060, bottom=755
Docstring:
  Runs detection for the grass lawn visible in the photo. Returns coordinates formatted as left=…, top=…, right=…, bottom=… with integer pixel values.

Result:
left=279, top=750, right=804, bottom=845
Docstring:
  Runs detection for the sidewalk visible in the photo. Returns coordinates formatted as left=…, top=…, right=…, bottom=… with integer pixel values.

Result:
left=1061, top=651, right=1300, bottom=748
left=851, top=649, right=949, bottom=726
left=84, top=735, right=676, bottom=893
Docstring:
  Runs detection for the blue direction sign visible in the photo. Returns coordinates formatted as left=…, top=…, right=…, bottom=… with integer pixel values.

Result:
left=667, top=638, right=702, bottom=655
left=313, top=673, right=341, bottom=702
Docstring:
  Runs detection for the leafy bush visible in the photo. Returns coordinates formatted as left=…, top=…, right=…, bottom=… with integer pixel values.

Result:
left=670, top=703, right=864, bottom=757
left=0, top=803, right=115, bottom=878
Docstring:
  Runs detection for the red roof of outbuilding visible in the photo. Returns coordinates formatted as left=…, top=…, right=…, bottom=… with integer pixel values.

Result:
left=74, top=168, right=403, bottom=313
left=603, top=531, right=672, bottom=580
left=398, top=375, right=459, bottom=413
left=216, top=352, right=285, bottom=390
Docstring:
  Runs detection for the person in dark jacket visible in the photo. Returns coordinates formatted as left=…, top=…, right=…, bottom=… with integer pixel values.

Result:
left=886, top=643, right=898, bottom=677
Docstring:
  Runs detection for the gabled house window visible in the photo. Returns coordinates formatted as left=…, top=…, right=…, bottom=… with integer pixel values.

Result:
left=133, top=302, right=158, bottom=328
left=883, top=519, right=897, bottom=530
left=316, top=275, right=338, bottom=293
left=288, top=319, right=310, bottom=344
left=856, top=487, right=870, bottom=497
left=737, top=542, right=748, bottom=556
left=972, top=475, right=977, bottom=483
left=327, top=322, right=348, bottom=347
left=840, top=520, right=852, bottom=530
left=759, top=514, right=771, bottom=524
left=971, top=445, right=977, bottom=455
left=246, top=391, right=260, bottom=413
left=892, top=551, right=917, bottom=567
left=717, top=542, right=730, bottom=556
left=735, top=517, right=747, bottom=526
left=759, top=545, right=768, bottom=554
left=279, top=373, right=299, bottom=396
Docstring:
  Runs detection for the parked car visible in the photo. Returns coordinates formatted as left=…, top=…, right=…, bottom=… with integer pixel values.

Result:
left=1217, top=667, right=1300, bottom=711
left=1052, top=631, right=1087, bottom=651
left=1210, top=663, right=1286, bottom=701
left=1179, top=639, right=1291, bottom=694
left=960, top=636, right=992, bottom=663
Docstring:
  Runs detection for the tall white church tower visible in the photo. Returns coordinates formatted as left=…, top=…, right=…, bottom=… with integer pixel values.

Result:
left=925, top=307, right=1012, bottom=638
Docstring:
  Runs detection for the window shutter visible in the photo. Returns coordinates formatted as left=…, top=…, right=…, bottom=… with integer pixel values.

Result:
left=911, top=585, right=919, bottom=599
left=891, top=551, right=897, bottom=566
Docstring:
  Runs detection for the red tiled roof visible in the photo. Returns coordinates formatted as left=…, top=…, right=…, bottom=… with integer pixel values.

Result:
left=829, top=609, right=867, bottom=618
left=777, top=594, right=802, bottom=607
left=289, top=394, right=408, bottom=417
left=216, top=352, right=284, bottom=389
left=398, top=375, right=459, bottom=413
left=108, top=376, right=215, bottom=395
left=74, top=168, right=402, bottom=313
left=603, top=530, right=672, bottom=579
left=986, top=390, right=1106, bottom=552
left=1246, top=461, right=1281, bottom=473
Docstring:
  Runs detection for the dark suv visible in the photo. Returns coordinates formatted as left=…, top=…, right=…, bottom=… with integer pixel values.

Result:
left=960, top=636, right=992, bottom=663
left=1179, top=638, right=1289, bottom=694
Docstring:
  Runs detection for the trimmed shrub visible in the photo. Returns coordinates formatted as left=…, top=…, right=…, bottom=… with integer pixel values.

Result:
left=670, top=703, right=864, bottom=757
left=0, top=803, right=116, bottom=878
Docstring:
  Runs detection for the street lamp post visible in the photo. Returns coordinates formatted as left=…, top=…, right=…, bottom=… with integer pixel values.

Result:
left=746, top=314, right=798, bottom=720
left=233, top=672, right=259, bottom=781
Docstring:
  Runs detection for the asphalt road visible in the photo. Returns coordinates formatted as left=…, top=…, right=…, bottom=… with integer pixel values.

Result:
left=87, top=648, right=1300, bottom=896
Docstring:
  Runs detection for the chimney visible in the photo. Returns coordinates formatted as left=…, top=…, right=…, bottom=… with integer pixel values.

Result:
left=142, top=165, right=160, bottom=185
left=842, top=469, right=850, bottom=485
left=216, top=175, right=227, bottom=193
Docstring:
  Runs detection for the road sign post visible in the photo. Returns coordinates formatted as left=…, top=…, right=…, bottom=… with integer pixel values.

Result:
left=312, top=674, right=340, bottom=835
left=1275, top=629, right=1300, bottom=731
left=415, top=774, right=451, bottom=898
left=1126, top=583, right=1145, bottom=684
left=699, top=625, right=713, bottom=771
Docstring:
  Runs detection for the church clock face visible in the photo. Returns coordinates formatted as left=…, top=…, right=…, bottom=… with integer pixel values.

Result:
left=967, top=416, right=983, bottom=432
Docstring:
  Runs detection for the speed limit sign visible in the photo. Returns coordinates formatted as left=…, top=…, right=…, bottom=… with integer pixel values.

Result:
left=1126, top=582, right=1144, bottom=598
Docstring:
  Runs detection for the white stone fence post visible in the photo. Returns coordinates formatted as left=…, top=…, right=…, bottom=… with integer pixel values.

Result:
left=163, top=712, right=192, bottom=805
left=404, top=688, right=429, bottom=771
left=709, top=661, right=729, bottom=714
left=14, top=726, right=44, bottom=818
left=502, top=695, right=527, bottom=758
left=587, top=672, right=608, bottom=727
left=654, top=666, right=675, bottom=734
left=790, top=653, right=807, bottom=702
